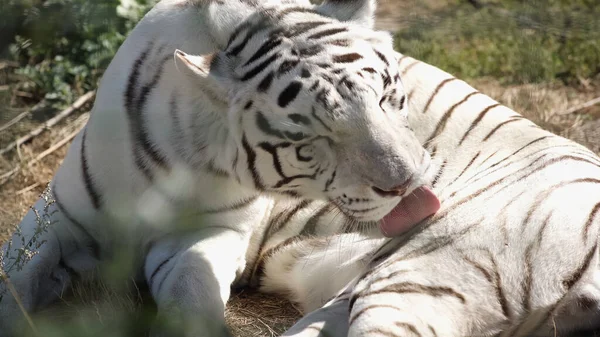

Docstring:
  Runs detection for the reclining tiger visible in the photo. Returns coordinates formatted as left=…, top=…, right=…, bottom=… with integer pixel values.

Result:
left=277, top=27, right=600, bottom=337
left=0, top=0, right=440, bottom=336
left=3, top=0, right=600, bottom=337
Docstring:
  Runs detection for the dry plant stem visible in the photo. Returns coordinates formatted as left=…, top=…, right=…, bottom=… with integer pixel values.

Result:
left=15, top=182, right=41, bottom=196
left=0, top=119, right=87, bottom=186
left=0, top=61, right=19, bottom=70
left=554, top=95, right=600, bottom=116
left=0, top=275, right=39, bottom=337
left=0, top=91, right=95, bottom=156
left=0, top=101, right=46, bottom=134
left=28, top=122, right=86, bottom=167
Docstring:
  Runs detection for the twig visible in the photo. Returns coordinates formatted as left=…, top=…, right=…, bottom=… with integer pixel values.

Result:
left=0, top=118, right=87, bottom=186
left=553, top=96, right=600, bottom=116
left=0, top=91, right=95, bottom=156
left=0, top=62, right=19, bottom=71
left=28, top=123, right=85, bottom=167
left=15, top=182, right=41, bottom=196
left=0, top=101, right=46, bottom=134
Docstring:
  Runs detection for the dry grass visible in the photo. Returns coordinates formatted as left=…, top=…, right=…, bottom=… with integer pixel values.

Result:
left=1, top=1, right=599, bottom=335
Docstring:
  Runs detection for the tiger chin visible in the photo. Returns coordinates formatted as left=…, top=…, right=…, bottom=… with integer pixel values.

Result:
left=0, top=0, right=439, bottom=336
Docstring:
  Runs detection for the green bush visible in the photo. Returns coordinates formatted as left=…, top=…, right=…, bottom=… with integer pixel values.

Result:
left=395, top=0, right=600, bottom=84
left=1, top=0, right=154, bottom=107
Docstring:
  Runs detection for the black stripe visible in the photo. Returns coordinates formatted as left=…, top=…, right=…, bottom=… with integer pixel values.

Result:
left=58, top=257, right=77, bottom=276
left=422, top=78, right=458, bottom=114
left=150, top=252, right=178, bottom=294
left=454, top=151, right=481, bottom=182
left=373, top=49, right=389, bottom=66
left=300, top=68, right=311, bottom=78
left=491, top=256, right=510, bottom=318
left=226, top=21, right=252, bottom=50
left=258, top=71, right=275, bottom=92
left=308, top=27, right=347, bottom=40
left=458, top=103, right=501, bottom=145
left=278, top=81, right=303, bottom=108
left=328, top=39, right=350, bottom=46
left=270, top=200, right=312, bottom=237
left=349, top=304, right=402, bottom=326
left=203, top=159, right=230, bottom=178
left=169, top=91, right=184, bottom=158
left=362, top=67, right=376, bottom=74
left=135, top=55, right=172, bottom=170
left=241, top=53, right=280, bottom=81
left=425, top=91, right=479, bottom=144
left=227, top=31, right=252, bottom=57
left=242, top=134, right=264, bottom=189
left=431, top=159, right=447, bottom=188
left=278, top=59, right=300, bottom=76
left=300, top=203, right=335, bottom=236
left=258, top=142, right=288, bottom=179
left=563, top=243, right=598, bottom=289
left=482, top=117, right=524, bottom=141
left=583, top=202, right=600, bottom=241
left=80, top=129, right=101, bottom=209
left=256, top=111, right=285, bottom=139
left=52, top=183, right=101, bottom=259
left=288, top=113, right=311, bottom=126
left=483, top=136, right=551, bottom=172
left=125, top=44, right=153, bottom=114
left=324, top=169, right=336, bottom=191
left=355, top=282, right=466, bottom=308
left=243, top=38, right=283, bottom=67
left=298, top=45, right=323, bottom=57
left=295, top=145, right=313, bottom=162
left=332, top=53, right=362, bottom=63
left=284, top=21, right=329, bottom=38
left=398, top=95, right=406, bottom=110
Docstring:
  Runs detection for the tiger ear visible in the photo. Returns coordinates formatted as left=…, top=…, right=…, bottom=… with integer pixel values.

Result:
left=174, top=49, right=231, bottom=102
left=314, top=0, right=376, bottom=28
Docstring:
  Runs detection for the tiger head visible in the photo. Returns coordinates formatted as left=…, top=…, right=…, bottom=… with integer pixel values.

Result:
left=174, top=0, right=438, bottom=230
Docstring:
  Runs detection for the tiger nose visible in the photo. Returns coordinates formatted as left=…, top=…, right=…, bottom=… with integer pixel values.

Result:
left=371, top=178, right=412, bottom=198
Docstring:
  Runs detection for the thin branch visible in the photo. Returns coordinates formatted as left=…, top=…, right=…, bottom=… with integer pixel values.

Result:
left=15, top=182, right=41, bottom=196
left=0, top=91, right=95, bottom=156
left=0, top=117, right=87, bottom=186
left=553, top=96, right=600, bottom=116
left=0, top=101, right=47, bottom=134
left=27, top=122, right=86, bottom=167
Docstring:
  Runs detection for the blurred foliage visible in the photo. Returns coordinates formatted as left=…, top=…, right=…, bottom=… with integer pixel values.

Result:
left=395, top=0, right=600, bottom=84
left=0, top=0, right=154, bottom=107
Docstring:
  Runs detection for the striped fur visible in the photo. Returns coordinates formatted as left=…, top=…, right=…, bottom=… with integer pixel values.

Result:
left=0, top=0, right=436, bottom=336
left=277, top=54, right=600, bottom=337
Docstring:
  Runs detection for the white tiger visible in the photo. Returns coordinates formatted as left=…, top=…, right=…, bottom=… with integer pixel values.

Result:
left=0, top=0, right=440, bottom=336
left=274, top=54, right=600, bottom=337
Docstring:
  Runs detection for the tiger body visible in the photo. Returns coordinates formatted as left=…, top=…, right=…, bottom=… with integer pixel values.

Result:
left=0, top=0, right=437, bottom=336
left=278, top=54, right=600, bottom=337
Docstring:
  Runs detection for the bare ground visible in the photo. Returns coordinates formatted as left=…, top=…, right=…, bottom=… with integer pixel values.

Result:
left=1, top=1, right=599, bottom=336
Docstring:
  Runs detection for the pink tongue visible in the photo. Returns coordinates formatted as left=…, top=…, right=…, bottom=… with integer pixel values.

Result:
left=379, top=186, right=440, bottom=237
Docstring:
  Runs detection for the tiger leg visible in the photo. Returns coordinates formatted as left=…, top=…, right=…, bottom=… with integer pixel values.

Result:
left=0, top=195, right=100, bottom=336
left=259, top=233, right=384, bottom=313
left=282, top=295, right=351, bottom=337
left=144, top=227, right=248, bottom=337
